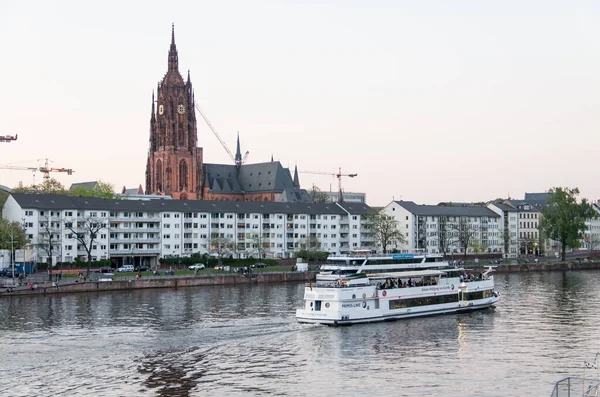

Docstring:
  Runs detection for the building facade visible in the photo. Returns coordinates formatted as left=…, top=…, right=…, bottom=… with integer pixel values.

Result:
left=2, top=194, right=376, bottom=267
left=382, top=201, right=504, bottom=256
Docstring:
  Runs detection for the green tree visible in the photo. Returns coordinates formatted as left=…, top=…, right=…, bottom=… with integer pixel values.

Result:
left=540, top=187, right=596, bottom=261
left=308, top=186, right=330, bottom=203
left=0, top=218, right=29, bottom=250
left=0, top=189, right=8, bottom=212
left=369, top=213, right=405, bottom=253
left=12, top=178, right=67, bottom=194
left=70, top=181, right=117, bottom=199
left=437, top=216, right=455, bottom=257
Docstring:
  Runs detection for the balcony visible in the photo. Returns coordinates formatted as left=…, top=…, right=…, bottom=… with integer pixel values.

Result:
left=108, top=248, right=161, bottom=255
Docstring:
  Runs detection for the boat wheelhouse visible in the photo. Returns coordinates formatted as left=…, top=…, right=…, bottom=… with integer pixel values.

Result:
left=296, top=267, right=499, bottom=325
left=316, top=251, right=451, bottom=282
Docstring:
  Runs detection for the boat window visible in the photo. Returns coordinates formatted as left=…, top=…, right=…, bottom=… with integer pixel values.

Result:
left=314, top=301, right=322, bottom=311
left=389, top=294, right=458, bottom=309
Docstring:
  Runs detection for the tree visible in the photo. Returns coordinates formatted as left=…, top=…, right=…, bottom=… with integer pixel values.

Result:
left=64, top=216, right=107, bottom=275
left=437, top=216, right=455, bottom=257
left=471, top=240, right=489, bottom=256
left=368, top=213, right=405, bottom=253
left=0, top=218, right=28, bottom=250
left=12, top=178, right=67, bottom=194
left=541, top=187, right=596, bottom=261
left=308, top=186, right=330, bottom=203
left=449, top=219, right=479, bottom=260
left=70, top=181, right=117, bottom=199
left=0, top=189, right=8, bottom=212
left=210, top=237, right=234, bottom=266
left=248, top=232, right=268, bottom=259
left=36, top=217, right=61, bottom=267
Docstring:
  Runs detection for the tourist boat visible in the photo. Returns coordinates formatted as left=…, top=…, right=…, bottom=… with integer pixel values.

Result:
left=296, top=266, right=500, bottom=325
left=316, top=251, right=451, bottom=282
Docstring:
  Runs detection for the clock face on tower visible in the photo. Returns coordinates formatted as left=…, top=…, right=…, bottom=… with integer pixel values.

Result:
left=178, top=104, right=185, bottom=114
left=158, top=105, right=164, bottom=115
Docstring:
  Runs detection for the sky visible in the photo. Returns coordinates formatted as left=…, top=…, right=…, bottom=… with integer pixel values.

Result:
left=0, top=1, right=599, bottom=207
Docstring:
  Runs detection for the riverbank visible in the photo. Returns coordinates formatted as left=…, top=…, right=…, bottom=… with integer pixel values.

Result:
left=1, top=271, right=317, bottom=297
left=2, top=260, right=599, bottom=297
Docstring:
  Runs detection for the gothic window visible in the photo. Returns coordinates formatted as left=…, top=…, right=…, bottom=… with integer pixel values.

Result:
left=179, top=159, right=188, bottom=191
left=156, top=159, right=163, bottom=192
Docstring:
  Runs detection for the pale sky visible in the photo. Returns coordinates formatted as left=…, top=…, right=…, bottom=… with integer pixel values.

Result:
left=1, top=1, right=598, bottom=206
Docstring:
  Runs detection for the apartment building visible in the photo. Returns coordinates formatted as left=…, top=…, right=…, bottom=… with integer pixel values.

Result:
left=2, top=194, right=375, bottom=267
left=382, top=201, right=503, bottom=256
left=487, top=202, right=519, bottom=258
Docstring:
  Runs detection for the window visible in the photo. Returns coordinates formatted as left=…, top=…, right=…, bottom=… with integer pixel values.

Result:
left=25, top=210, right=33, bottom=216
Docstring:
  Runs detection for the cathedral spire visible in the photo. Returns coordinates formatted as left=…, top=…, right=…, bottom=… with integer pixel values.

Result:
left=235, top=132, right=242, bottom=167
left=271, top=154, right=274, bottom=162
left=151, top=91, right=156, bottom=122
left=168, top=23, right=178, bottom=72
left=293, top=165, right=300, bottom=188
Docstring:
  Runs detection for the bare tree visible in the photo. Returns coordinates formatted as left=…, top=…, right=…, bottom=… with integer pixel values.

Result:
left=248, top=232, right=268, bottom=259
left=210, top=237, right=234, bottom=266
left=368, top=213, right=406, bottom=254
left=448, top=219, right=479, bottom=260
left=36, top=217, right=61, bottom=269
left=437, top=216, right=455, bottom=257
left=64, top=216, right=106, bottom=275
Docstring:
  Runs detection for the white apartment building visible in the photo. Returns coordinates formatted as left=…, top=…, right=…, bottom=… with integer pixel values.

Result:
left=2, top=194, right=376, bottom=267
left=382, top=201, right=504, bottom=256
left=582, top=201, right=600, bottom=253
left=505, top=199, right=544, bottom=256
left=487, top=202, right=519, bottom=258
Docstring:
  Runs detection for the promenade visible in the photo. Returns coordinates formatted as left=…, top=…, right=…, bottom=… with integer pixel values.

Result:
left=2, top=259, right=599, bottom=297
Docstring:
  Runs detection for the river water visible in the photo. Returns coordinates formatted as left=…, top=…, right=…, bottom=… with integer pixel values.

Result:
left=1, top=270, right=599, bottom=397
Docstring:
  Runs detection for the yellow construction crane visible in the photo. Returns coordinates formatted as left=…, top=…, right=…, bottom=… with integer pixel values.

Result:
left=300, top=167, right=358, bottom=202
left=0, top=158, right=74, bottom=181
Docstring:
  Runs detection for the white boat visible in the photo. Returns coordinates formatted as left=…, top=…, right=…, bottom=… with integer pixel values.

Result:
left=316, top=251, right=451, bottom=282
left=296, top=266, right=500, bottom=325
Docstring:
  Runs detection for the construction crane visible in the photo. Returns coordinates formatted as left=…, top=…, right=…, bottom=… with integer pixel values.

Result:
left=0, top=134, right=17, bottom=143
left=0, top=158, right=74, bottom=181
left=300, top=167, right=358, bottom=202
left=194, top=103, right=249, bottom=165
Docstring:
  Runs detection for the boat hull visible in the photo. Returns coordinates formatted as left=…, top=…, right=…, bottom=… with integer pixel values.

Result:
left=296, top=297, right=499, bottom=325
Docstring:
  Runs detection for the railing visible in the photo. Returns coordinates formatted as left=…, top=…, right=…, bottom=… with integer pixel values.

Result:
left=550, top=377, right=600, bottom=397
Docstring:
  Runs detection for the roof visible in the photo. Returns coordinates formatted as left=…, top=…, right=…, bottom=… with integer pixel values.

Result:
left=488, top=202, right=517, bottom=212
left=69, top=181, right=99, bottom=191
left=394, top=201, right=500, bottom=217
left=9, top=193, right=353, bottom=215
left=337, top=202, right=376, bottom=215
left=505, top=199, right=543, bottom=212
left=524, top=192, right=550, bottom=202
left=203, top=161, right=305, bottom=198
left=278, top=188, right=312, bottom=203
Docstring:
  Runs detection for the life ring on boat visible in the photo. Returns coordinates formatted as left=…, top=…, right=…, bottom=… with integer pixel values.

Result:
left=325, top=302, right=330, bottom=308
left=371, top=292, right=375, bottom=298
left=362, top=301, right=367, bottom=308
left=382, top=290, right=387, bottom=297
left=362, top=293, right=366, bottom=299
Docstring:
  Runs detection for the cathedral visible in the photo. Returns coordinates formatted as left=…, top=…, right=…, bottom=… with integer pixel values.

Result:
left=145, top=26, right=310, bottom=203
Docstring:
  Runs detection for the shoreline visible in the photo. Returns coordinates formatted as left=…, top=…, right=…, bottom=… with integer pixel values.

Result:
left=2, top=261, right=598, bottom=297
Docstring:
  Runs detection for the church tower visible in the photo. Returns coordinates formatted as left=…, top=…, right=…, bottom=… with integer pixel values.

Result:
left=145, top=25, right=203, bottom=200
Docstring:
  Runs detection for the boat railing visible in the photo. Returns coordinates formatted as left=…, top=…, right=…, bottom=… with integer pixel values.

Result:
left=550, top=377, right=600, bottom=397
left=330, top=251, right=437, bottom=259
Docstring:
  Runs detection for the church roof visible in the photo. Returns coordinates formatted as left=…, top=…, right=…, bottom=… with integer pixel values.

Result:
left=203, top=161, right=300, bottom=195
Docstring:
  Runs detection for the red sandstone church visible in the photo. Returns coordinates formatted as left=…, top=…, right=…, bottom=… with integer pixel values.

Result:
left=145, top=26, right=310, bottom=202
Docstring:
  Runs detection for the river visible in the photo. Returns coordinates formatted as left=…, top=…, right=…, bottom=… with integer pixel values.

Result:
left=1, top=270, right=599, bottom=396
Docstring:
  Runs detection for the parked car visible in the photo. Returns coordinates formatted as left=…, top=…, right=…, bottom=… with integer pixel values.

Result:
left=117, top=265, right=134, bottom=273
left=188, top=263, right=205, bottom=271
left=135, top=265, right=149, bottom=272
left=251, top=263, right=268, bottom=268
left=0, top=268, right=11, bottom=277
